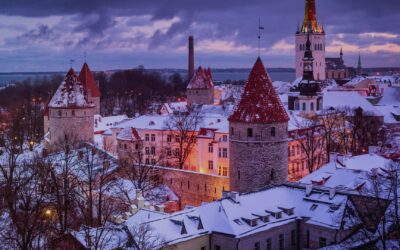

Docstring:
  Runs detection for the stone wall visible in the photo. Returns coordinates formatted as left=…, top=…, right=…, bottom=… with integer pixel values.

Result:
left=187, top=88, right=214, bottom=105
left=158, top=166, right=229, bottom=208
left=229, top=122, right=288, bottom=193
left=48, top=107, right=94, bottom=149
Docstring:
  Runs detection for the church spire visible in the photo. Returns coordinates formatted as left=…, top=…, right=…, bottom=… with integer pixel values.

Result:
left=301, top=0, right=322, bottom=33
left=340, top=47, right=343, bottom=59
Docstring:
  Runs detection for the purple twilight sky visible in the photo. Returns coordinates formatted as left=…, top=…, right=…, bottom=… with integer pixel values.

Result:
left=0, top=0, right=399, bottom=72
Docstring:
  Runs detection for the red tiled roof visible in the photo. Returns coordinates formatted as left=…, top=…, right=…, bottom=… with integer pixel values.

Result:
left=187, top=66, right=214, bottom=89
left=79, top=63, right=101, bottom=97
left=229, top=57, right=289, bottom=124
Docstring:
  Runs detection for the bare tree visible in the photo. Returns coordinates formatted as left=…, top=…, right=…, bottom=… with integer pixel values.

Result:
left=164, top=106, right=202, bottom=169
left=319, top=108, right=346, bottom=161
left=0, top=128, right=54, bottom=249
left=294, top=117, right=326, bottom=173
left=46, top=136, right=81, bottom=235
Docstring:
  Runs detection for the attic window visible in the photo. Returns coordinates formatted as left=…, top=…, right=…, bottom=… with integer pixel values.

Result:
left=310, top=204, right=318, bottom=211
left=149, top=121, right=155, bottom=126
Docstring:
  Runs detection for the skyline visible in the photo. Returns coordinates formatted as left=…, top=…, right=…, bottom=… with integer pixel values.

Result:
left=0, top=0, right=399, bottom=72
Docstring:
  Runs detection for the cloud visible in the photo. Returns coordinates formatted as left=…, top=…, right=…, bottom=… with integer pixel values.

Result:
left=0, top=0, right=399, bottom=70
left=327, top=40, right=400, bottom=54
left=359, top=32, right=398, bottom=39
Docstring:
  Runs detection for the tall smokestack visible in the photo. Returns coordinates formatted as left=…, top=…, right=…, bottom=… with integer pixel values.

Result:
left=188, top=36, right=194, bottom=81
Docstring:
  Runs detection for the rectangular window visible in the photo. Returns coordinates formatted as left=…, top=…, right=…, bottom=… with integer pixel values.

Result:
left=167, top=135, right=172, bottom=142
left=214, top=246, right=221, bottom=250
left=145, top=147, right=150, bottom=155
left=135, top=144, right=139, bottom=150
left=222, top=148, right=228, bottom=158
left=319, top=237, right=327, bottom=248
left=151, top=159, right=156, bottom=165
left=124, top=144, right=127, bottom=150
left=247, top=128, right=253, bottom=137
left=175, top=135, right=180, bottom=142
left=72, top=110, right=75, bottom=116
left=218, top=148, right=222, bottom=158
left=175, top=148, right=180, bottom=156
left=291, top=230, right=296, bottom=246
left=208, top=143, right=213, bottom=153
left=208, top=160, right=213, bottom=170
left=279, top=234, right=284, bottom=250
left=254, top=242, right=260, bottom=250
left=145, top=158, right=150, bottom=165
left=266, top=238, right=272, bottom=250
left=271, top=127, right=276, bottom=137
left=222, top=167, right=228, bottom=176
left=58, top=110, right=62, bottom=116
left=145, top=134, right=149, bottom=141
left=151, top=134, right=155, bottom=141
left=167, top=148, right=172, bottom=156
left=306, top=230, right=310, bottom=248
left=230, top=127, right=234, bottom=136
left=151, top=147, right=156, bottom=155
left=222, top=135, right=228, bottom=142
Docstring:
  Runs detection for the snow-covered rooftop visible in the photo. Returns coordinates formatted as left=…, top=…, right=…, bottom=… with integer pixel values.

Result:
left=48, top=68, right=94, bottom=109
left=323, top=91, right=381, bottom=115
left=299, top=153, right=391, bottom=191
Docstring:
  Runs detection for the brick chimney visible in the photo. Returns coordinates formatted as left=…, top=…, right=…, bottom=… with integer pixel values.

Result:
left=188, top=36, right=194, bottom=81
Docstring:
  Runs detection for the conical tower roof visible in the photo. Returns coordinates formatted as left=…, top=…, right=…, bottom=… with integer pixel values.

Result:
left=79, top=62, right=101, bottom=97
left=229, top=57, right=289, bottom=124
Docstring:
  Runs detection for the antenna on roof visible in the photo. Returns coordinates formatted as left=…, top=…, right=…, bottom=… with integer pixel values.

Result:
left=69, top=59, right=75, bottom=69
left=257, top=17, right=264, bottom=57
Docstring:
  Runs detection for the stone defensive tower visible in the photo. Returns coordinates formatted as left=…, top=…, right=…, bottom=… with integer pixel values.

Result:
left=45, top=68, right=95, bottom=149
left=186, top=66, right=214, bottom=106
left=295, top=0, right=326, bottom=80
left=228, top=57, right=289, bottom=193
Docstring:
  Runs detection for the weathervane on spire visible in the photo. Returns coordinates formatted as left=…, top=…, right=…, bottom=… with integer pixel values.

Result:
left=84, top=50, right=87, bottom=63
left=258, top=18, right=264, bottom=57
left=69, top=59, right=75, bottom=69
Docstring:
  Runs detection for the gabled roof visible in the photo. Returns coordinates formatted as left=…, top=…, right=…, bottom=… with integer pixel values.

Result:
left=79, top=62, right=101, bottom=97
left=229, top=57, right=289, bottom=124
left=187, top=66, right=214, bottom=89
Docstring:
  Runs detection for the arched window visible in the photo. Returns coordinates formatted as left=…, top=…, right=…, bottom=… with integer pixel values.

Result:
left=294, top=100, right=300, bottom=110
left=311, top=102, right=314, bottom=111
left=302, top=103, right=306, bottom=111
left=271, top=127, right=276, bottom=137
